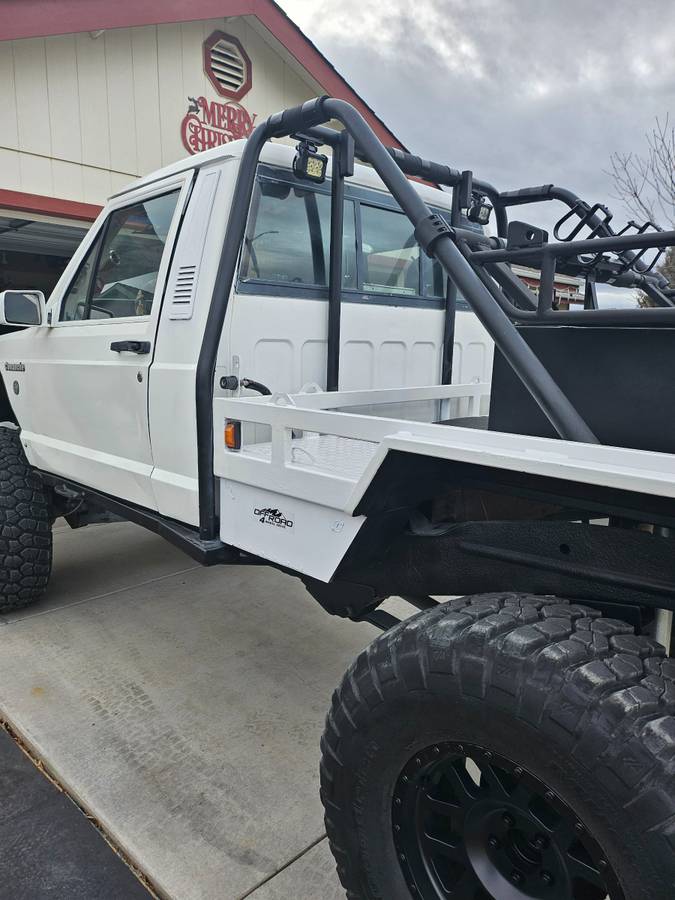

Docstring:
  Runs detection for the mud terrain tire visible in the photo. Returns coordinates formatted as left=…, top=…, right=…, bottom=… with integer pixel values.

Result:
left=0, top=426, right=52, bottom=612
left=322, top=592, right=675, bottom=900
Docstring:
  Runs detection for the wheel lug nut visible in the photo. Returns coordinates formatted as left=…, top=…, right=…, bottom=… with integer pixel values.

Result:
left=533, top=834, right=548, bottom=850
left=598, top=858, right=608, bottom=869
left=541, top=871, right=553, bottom=885
left=503, top=813, right=515, bottom=828
left=510, top=870, right=523, bottom=884
left=514, top=766, right=523, bottom=777
left=575, top=822, right=585, bottom=834
left=488, top=835, right=499, bottom=849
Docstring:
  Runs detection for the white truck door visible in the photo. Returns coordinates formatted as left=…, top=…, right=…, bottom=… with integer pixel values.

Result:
left=14, top=174, right=193, bottom=510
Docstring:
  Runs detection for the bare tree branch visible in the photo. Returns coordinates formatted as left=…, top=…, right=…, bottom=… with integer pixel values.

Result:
left=606, top=116, right=675, bottom=303
left=604, top=115, right=675, bottom=228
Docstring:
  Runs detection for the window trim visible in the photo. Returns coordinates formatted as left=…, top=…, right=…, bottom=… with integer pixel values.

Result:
left=52, top=173, right=194, bottom=329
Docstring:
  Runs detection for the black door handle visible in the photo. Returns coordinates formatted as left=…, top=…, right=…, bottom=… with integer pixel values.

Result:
left=110, top=341, right=151, bottom=354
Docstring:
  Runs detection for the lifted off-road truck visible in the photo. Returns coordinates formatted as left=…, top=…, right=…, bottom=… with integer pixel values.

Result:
left=2, top=97, right=675, bottom=900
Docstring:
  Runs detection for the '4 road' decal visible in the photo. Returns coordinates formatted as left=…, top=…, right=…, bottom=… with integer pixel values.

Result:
left=253, top=507, right=294, bottom=529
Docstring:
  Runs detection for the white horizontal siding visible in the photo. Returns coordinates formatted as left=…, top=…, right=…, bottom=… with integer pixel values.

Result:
left=0, top=18, right=318, bottom=208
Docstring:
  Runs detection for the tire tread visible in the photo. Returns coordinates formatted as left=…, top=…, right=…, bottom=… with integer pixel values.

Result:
left=321, top=592, right=675, bottom=899
left=0, top=427, right=52, bottom=612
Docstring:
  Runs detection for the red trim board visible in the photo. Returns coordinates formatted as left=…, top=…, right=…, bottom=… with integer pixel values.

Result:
left=0, top=189, right=101, bottom=222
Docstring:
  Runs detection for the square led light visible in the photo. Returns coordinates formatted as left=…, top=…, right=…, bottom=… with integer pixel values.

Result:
left=468, top=199, right=493, bottom=226
left=293, top=141, right=328, bottom=184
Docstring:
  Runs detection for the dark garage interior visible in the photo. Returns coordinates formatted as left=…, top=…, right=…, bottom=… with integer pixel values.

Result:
left=0, top=216, right=88, bottom=297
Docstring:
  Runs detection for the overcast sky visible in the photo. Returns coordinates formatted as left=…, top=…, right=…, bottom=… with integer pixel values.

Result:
left=279, top=0, right=675, bottom=233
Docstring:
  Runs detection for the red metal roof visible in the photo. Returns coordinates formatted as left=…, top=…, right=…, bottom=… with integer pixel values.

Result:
left=0, top=0, right=407, bottom=152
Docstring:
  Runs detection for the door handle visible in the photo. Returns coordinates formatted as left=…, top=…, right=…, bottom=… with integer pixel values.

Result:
left=110, top=341, right=151, bottom=354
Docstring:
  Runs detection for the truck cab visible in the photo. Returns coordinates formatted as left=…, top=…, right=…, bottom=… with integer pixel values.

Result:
left=0, top=139, right=490, bottom=527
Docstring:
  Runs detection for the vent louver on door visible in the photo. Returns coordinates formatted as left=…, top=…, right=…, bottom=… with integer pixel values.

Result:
left=166, top=169, right=220, bottom=321
left=172, top=265, right=196, bottom=307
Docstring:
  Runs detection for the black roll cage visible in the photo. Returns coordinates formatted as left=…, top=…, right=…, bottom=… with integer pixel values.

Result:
left=196, top=96, right=675, bottom=540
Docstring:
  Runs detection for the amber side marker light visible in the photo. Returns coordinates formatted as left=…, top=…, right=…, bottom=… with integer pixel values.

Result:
left=225, top=419, right=242, bottom=451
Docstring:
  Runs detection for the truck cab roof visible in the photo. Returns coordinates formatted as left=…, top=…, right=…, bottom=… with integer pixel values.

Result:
left=110, top=137, right=454, bottom=214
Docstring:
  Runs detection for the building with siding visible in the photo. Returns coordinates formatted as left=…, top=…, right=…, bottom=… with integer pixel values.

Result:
left=0, top=0, right=405, bottom=295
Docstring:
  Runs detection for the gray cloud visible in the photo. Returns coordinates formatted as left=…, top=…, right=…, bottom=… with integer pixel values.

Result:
left=280, top=0, right=675, bottom=229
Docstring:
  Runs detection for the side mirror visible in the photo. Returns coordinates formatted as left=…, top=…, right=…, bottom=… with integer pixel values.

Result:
left=0, top=290, right=46, bottom=327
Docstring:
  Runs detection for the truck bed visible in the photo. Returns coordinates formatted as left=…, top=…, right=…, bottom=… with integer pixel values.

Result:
left=212, top=383, right=675, bottom=581
left=215, top=384, right=675, bottom=509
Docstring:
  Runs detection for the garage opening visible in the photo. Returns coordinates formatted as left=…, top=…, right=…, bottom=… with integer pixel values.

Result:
left=0, top=215, right=89, bottom=297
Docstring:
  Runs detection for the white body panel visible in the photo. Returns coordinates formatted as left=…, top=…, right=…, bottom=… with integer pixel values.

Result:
left=148, top=162, right=236, bottom=525
left=220, top=480, right=364, bottom=580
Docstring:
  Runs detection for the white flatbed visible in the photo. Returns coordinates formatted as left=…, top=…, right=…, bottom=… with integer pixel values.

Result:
left=213, top=382, right=675, bottom=580
left=216, top=383, right=675, bottom=512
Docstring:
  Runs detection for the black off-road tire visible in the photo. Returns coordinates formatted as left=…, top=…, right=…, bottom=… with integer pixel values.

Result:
left=0, top=425, right=52, bottom=612
left=321, top=593, right=675, bottom=900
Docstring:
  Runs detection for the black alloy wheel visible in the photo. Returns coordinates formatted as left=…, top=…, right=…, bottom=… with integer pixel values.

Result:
left=393, top=741, right=620, bottom=899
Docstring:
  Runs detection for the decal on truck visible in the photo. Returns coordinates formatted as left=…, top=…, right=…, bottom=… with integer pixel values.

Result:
left=254, top=507, right=294, bottom=529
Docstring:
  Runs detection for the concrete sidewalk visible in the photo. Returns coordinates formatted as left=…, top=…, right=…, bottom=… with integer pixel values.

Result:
left=0, top=520, right=379, bottom=899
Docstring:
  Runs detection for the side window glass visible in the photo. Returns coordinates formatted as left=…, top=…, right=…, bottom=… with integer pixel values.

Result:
left=240, top=178, right=355, bottom=288
left=361, top=204, right=420, bottom=296
left=241, top=180, right=329, bottom=285
left=59, top=232, right=104, bottom=321
left=60, top=190, right=180, bottom=321
left=424, top=254, right=447, bottom=299
left=342, top=200, right=357, bottom=289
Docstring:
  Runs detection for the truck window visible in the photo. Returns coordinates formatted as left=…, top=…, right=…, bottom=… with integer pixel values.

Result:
left=60, top=190, right=181, bottom=321
left=239, top=177, right=356, bottom=288
left=238, top=173, right=451, bottom=305
left=360, top=204, right=420, bottom=296
left=424, top=254, right=446, bottom=299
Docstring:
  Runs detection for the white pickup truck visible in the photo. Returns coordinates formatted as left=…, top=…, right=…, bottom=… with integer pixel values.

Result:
left=1, top=97, right=674, bottom=900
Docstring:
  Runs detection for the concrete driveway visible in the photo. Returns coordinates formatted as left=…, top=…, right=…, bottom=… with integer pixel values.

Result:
left=0, top=519, right=384, bottom=899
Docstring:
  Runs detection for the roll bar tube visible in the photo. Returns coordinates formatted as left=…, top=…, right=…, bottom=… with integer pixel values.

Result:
left=196, top=97, right=597, bottom=539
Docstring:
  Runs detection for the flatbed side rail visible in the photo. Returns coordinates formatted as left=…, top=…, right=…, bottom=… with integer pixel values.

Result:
left=212, top=385, right=675, bottom=517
